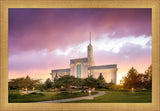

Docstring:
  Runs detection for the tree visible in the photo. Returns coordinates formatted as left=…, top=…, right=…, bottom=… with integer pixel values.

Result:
left=122, top=67, right=141, bottom=89
left=53, top=75, right=76, bottom=91
left=45, top=78, right=53, bottom=89
left=84, top=76, right=97, bottom=88
left=98, top=73, right=105, bottom=80
left=121, top=65, right=152, bottom=90
left=74, top=78, right=84, bottom=86
left=144, top=65, right=152, bottom=90
left=54, top=73, right=58, bottom=82
left=97, top=73, right=106, bottom=88
left=8, top=75, right=41, bottom=94
left=9, top=77, right=25, bottom=90
left=23, top=75, right=41, bottom=94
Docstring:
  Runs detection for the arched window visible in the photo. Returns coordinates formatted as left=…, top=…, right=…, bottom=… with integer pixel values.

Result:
left=77, top=64, right=81, bottom=78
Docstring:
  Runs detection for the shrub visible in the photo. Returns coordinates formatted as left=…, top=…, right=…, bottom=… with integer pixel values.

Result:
left=61, top=92, right=69, bottom=95
left=60, top=88, right=67, bottom=91
left=104, top=84, right=112, bottom=89
left=30, top=92, right=37, bottom=94
left=109, top=85, right=123, bottom=90
left=26, top=92, right=44, bottom=97
left=8, top=93, right=20, bottom=100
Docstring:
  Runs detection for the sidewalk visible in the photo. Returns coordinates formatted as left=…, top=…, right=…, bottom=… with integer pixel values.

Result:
left=35, top=91, right=105, bottom=103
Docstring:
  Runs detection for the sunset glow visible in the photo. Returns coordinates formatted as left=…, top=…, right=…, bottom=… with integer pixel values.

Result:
left=8, top=8, right=152, bottom=84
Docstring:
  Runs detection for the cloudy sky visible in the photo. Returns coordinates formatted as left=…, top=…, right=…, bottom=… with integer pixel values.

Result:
left=8, top=8, right=152, bottom=84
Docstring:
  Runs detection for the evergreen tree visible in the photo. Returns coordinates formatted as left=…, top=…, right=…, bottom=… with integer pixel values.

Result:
left=98, top=73, right=105, bottom=80
left=97, top=73, right=106, bottom=88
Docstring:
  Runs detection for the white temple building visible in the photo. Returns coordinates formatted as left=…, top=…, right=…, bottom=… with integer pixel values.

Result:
left=50, top=32, right=118, bottom=84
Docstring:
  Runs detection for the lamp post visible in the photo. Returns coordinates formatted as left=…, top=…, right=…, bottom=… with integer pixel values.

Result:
left=131, top=88, right=134, bottom=93
left=88, top=88, right=91, bottom=99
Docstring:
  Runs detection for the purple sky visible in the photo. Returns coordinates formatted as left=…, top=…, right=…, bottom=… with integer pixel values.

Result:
left=8, top=8, right=152, bottom=84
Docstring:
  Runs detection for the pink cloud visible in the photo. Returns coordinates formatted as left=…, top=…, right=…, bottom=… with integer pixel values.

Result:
left=9, top=8, right=151, bottom=53
left=8, top=8, right=152, bottom=83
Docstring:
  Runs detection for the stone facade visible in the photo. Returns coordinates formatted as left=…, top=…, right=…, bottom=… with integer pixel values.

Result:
left=50, top=32, right=118, bottom=84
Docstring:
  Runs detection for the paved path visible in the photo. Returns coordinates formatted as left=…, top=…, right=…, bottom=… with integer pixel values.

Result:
left=35, top=91, right=105, bottom=103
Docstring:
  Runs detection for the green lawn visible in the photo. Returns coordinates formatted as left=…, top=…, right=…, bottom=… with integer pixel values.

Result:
left=8, top=90, right=98, bottom=103
left=9, top=90, right=152, bottom=103
left=65, top=91, right=152, bottom=103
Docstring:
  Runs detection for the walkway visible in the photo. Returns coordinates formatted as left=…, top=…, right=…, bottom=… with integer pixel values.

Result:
left=35, top=91, right=105, bottom=103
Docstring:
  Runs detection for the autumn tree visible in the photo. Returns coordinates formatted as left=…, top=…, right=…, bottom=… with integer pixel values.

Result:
left=121, top=65, right=152, bottom=90
left=122, top=67, right=141, bottom=89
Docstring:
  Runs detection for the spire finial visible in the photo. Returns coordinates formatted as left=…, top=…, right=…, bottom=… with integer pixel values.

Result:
left=89, top=32, right=91, bottom=44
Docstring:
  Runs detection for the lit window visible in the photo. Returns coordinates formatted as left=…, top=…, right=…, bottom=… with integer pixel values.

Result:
left=77, top=64, right=81, bottom=78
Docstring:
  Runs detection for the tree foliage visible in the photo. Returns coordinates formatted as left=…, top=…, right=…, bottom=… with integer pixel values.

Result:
left=122, top=67, right=139, bottom=89
left=83, top=76, right=97, bottom=88
left=97, top=73, right=106, bottom=88
left=53, top=75, right=76, bottom=90
left=144, top=65, right=152, bottom=89
left=74, top=78, right=84, bottom=86
left=44, top=78, right=53, bottom=89
left=121, top=65, right=152, bottom=90
left=8, top=75, right=41, bottom=93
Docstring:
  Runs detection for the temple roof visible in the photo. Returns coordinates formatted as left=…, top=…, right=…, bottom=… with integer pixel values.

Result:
left=52, top=68, right=70, bottom=73
left=88, top=64, right=117, bottom=70
left=70, top=57, right=88, bottom=64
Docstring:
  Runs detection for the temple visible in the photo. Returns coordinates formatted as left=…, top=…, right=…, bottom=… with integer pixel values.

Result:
left=50, top=32, right=118, bottom=84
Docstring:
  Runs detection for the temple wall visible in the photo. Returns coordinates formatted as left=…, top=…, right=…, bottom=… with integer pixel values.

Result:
left=51, top=72, right=70, bottom=81
left=81, top=63, right=89, bottom=78
left=70, top=58, right=89, bottom=78
left=70, top=62, right=88, bottom=78
left=51, top=36, right=118, bottom=84
left=70, top=64, right=75, bottom=77
left=91, top=68, right=118, bottom=84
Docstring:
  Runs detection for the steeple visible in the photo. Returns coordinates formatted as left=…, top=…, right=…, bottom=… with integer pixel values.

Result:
left=87, top=32, right=95, bottom=66
left=89, top=32, right=91, bottom=45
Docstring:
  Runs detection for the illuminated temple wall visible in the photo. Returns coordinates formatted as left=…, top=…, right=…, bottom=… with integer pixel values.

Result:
left=50, top=33, right=118, bottom=84
left=90, top=69, right=118, bottom=84
left=70, top=58, right=89, bottom=78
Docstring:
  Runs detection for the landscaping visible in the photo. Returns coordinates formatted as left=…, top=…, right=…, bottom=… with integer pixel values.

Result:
left=65, top=91, right=152, bottom=103
left=8, top=65, right=152, bottom=103
left=8, top=90, right=98, bottom=103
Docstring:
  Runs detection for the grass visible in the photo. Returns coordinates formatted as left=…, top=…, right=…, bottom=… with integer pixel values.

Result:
left=65, top=91, right=152, bottom=103
left=8, top=90, right=98, bottom=103
left=9, top=90, right=152, bottom=103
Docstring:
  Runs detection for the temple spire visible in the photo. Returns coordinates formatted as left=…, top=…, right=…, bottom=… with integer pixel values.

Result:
left=89, top=32, right=91, bottom=44
left=87, top=32, right=95, bottom=67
